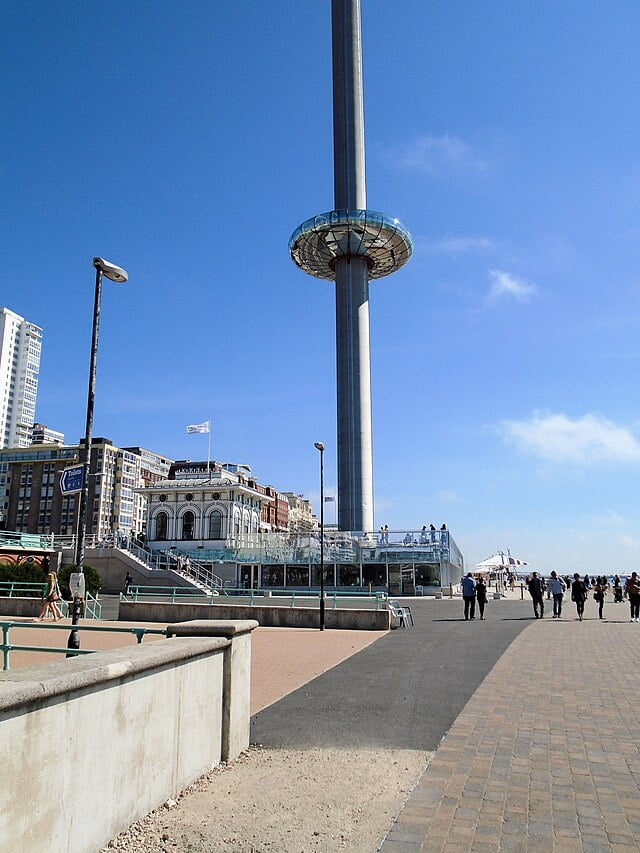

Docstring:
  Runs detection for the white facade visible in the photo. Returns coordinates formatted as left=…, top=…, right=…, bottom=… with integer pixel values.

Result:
left=143, top=470, right=272, bottom=553
left=31, top=423, right=64, bottom=445
left=282, top=492, right=317, bottom=532
left=0, top=307, right=42, bottom=449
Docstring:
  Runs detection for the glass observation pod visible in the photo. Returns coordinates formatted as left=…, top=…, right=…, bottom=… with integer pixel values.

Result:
left=288, top=209, right=413, bottom=280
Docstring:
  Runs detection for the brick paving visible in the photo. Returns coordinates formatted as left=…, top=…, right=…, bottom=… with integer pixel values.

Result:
left=0, top=615, right=384, bottom=716
left=383, top=598, right=640, bottom=852
left=248, top=626, right=384, bottom=714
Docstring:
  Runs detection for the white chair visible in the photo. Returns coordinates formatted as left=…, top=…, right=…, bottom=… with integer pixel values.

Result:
left=389, top=599, right=414, bottom=628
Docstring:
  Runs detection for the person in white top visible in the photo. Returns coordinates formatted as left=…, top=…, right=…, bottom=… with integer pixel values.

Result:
left=547, top=570, right=566, bottom=619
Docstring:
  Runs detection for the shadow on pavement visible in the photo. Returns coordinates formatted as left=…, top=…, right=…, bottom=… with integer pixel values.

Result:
left=251, top=597, right=535, bottom=751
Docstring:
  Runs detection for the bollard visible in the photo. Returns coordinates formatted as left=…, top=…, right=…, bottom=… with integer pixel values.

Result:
left=449, top=583, right=453, bottom=598
left=520, top=583, right=524, bottom=600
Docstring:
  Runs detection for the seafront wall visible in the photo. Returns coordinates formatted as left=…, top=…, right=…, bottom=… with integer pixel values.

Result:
left=119, top=599, right=390, bottom=630
left=0, top=619, right=257, bottom=852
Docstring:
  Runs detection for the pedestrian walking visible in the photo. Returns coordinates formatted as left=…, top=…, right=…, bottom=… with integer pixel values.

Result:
left=593, top=576, right=608, bottom=620
left=527, top=572, right=545, bottom=618
left=36, top=571, right=63, bottom=621
left=571, top=572, right=587, bottom=621
left=613, top=575, right=623, bottom=603
left=475, top=576, right=487, bottom=619
left=624, top=571, right=640, bottom=622
left=461, top=572, right=476, bottom=620
left=124, top=571, right=133, bottom=598
left=547, top=570, right=566, bottom=618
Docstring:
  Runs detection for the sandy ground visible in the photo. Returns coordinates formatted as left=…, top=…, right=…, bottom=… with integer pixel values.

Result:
left=103, top=746, right=431, bottom=853
left=8, top=617, right=426, bottom=850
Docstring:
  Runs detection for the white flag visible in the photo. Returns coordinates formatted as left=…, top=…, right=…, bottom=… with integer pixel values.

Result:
left=187, top=421, right=210, bottom=434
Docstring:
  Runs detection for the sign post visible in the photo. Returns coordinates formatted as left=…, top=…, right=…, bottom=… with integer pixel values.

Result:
left=60, top=465, right=84, bottom=495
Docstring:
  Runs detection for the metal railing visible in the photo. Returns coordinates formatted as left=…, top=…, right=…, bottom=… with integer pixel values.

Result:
left=0, top=530, right=55, bottom=551
left=123, top=585, right=387, bottom=610
left=139, top=529, right=462, bottom=568
left=50, top=529, right=464, bottom=572
left=84, top=592, right=102, bottom=619
left=0, top=582, right=102, bottom=619
left=0, top=620, right=167, bottom=671
left=122, top=585, right=220, bottom=604
left=0, top=582, right=69, bottom=618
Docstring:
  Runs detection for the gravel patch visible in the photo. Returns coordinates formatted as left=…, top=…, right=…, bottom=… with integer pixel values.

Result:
left=104, top=745, right=431, bottom=852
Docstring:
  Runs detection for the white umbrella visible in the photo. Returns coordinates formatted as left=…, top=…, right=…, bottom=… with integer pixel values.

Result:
left=475, top=553, right=528, bottom=571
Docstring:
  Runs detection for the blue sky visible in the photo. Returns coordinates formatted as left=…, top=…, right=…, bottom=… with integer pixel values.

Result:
left=3, top=1, right=640, bottom=572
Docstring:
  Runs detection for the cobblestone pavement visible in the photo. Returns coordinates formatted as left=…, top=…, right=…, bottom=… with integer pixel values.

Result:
left=383, top=598, right=640, bottom=852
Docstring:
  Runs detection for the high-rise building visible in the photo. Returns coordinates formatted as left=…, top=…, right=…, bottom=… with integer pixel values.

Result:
left=0, top=439, right=172, bottom=537
left=31, top=423, right=64, bottom=446
left=0, top=308, right=42, bottom=449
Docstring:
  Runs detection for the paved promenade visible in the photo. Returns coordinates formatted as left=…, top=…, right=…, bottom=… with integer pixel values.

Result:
left=5, top=593, right=640, bottom=851
left=382, top=599, right=640, bottom=852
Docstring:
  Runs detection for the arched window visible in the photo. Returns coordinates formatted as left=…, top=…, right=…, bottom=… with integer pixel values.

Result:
left=208, top=510, right=223, bottom=539
left=182, top=510, right=195, bottom=540
left=155, top=512, right=168, bottom=541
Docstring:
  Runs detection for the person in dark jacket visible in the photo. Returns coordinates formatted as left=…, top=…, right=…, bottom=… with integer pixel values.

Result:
left=124, top=571, right=134, bottom=597
left=593, top=576, right=608, bottom=620
left=461, top=573, right=476, bottom=620
left=624, top=571, right=640, bottom=622
left=571, top=573, right=587, bottom=621
left=527, top=572, right=545, bottom=618
left=475, top=576, right=488, bottom=620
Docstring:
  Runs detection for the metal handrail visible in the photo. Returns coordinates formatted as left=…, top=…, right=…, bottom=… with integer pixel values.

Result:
left=84, top=592, right=102, bottom=619
left=0, top=581, right=47, bottom=598
left=124, top=585, right=386, bottom=610
left=0, top=531, right=55, bottom=551
left=0, top=621, right=168, bottom=670
left=0, top=582, right=70, bottom=618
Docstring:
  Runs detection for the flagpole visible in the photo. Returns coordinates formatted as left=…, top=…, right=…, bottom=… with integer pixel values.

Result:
left=207, top=419, right=211, bottom=478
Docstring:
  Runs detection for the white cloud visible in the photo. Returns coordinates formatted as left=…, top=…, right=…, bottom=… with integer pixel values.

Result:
left=488, top=269, right=537, bottom=303
left=390, top=134, right=485, bottom=176
left=501, top=413, right=640, bottom=464
left=426, top=236, right=495, bottom=254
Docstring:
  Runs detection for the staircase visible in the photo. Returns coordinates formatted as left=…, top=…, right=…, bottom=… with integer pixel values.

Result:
left=118, top=541, right=225, bottom=595
left=53, top=536, right=225, bottom=596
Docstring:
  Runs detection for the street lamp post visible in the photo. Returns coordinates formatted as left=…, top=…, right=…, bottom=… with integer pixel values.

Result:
left=314, top=442, right=325, bottom=630
left=69, top=257, right=128, bottom=652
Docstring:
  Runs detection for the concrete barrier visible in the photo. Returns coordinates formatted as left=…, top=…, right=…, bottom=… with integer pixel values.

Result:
left=166, top=620, right=257, bottom=761
left=0, top=620, right=257, bottom=852
left=120, top=600, right=390, bottom=630
left=0, top=596, right=41, bottom=618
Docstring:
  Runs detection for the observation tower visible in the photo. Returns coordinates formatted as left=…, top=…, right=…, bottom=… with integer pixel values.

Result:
left=289, top=0, right=412, bottom=533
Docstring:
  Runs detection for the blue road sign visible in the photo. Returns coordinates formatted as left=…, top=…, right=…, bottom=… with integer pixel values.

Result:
left=60, top=465, right=84, bottom=494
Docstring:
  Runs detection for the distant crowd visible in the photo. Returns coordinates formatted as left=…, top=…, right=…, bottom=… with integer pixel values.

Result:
left=460, top=570, right=640, bottom=622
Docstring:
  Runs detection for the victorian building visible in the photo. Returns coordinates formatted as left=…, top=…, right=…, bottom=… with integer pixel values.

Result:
left=142, top=460, right=277, bottom=554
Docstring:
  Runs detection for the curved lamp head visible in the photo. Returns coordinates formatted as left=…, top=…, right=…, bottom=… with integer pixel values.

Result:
left=93, top=257, right=128, bottom=282
left=314, top=442, right=325, bottom=452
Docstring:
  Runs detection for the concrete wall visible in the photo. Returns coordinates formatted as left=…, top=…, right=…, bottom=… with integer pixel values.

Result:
left=0, top=620, right=257, bottom=853
left=120, top=600, right=390, bottom=630
left=0, top=596, right=41, bottom=617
